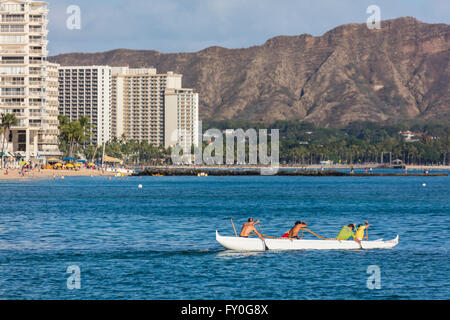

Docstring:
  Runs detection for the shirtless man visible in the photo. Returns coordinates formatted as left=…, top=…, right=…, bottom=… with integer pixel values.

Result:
left=282, top=221, right=308, bottom=239
left=239, top=218, right=264, bottom=240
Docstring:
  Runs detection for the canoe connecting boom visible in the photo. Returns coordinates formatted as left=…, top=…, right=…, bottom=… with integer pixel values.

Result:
left=216, top=231, right=399, bottom=251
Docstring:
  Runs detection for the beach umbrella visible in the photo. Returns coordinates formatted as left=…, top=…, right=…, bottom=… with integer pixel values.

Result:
left=47, top=158, right=61, bottom=163
left=62, top=157, right=75, bottom=162
left=77, top=159, right=86, bottom=163
left=74, top=163, right=82, bottom=167
left=54, top=163, right=63, bottom=167
left=65, top=163, right=74, bottom=168
left=88, top=162, right=96, bottom=166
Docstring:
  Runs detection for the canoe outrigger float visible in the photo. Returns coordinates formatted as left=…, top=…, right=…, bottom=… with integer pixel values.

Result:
left=216, top=231, right=399, bottom=251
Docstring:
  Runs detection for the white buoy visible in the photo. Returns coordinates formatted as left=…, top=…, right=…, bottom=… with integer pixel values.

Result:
left=138, top=184, right=143, bottom=189
left=422, top=183, right=426, bottom=187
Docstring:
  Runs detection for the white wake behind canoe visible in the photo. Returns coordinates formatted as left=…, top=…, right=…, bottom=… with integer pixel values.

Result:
left=216, top=231, right=399, bottom=251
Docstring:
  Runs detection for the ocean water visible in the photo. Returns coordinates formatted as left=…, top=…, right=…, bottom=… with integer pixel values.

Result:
left=0, top=174, right=449, bottom=300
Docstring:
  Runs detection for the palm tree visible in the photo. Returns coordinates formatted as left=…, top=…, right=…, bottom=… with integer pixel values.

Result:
left=58, top=115, right=93, bottom=158
left=1, top=113, right=18, bottom=167
left=78, top=116, right=92, bottom=149
left=67, top=121, right=85, bottom=158
left=0, top=126, right=3, bottom=165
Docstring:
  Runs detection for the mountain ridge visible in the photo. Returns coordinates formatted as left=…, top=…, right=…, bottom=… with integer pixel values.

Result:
left=49, top=17, right=450, bottom=127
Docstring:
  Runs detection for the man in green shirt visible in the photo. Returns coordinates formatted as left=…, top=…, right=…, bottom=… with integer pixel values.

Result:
left=336, top=224, right=356, bottom=240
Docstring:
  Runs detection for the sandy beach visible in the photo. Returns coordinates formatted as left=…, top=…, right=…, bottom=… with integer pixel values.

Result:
left=0, top=168, right=122, bottom=181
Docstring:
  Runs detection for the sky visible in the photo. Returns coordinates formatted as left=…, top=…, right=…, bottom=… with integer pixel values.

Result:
left=47, top=0, right=450, bottom=55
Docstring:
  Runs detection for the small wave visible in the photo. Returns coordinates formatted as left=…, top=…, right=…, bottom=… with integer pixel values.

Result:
left=215, top=250, right=266, bottom=259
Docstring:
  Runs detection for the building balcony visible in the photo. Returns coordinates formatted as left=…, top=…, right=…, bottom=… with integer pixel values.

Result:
left=0, top=60, right=25, bottom=65
left=29, top=49, right=47, bottom=55
left=29, top=70, right=44, bottom=75
left=0, top=17, right=27, bottom=23
left=38, top=138, right=58, bottom=145
left=29, top=28, right=46, bottom=34
left=29, top=39, right=47, bottom=45
left=29, top=92, right=46, bottom=98
left=29, top=59, right=44, bottom=65
left=38, top=150, right=62, bottom=156
left=29, top=81, right=45, bottom=86
left=0, top=81, right=25, bottom=86
left=2, top=102, right=25, bottom=107
left=0, top=92, right=25, bottom=97
left=0, top=48, right=27, bottom=54
left=12, top=111, right=26, bottom=117
left=30, top=8, right=49, bottom=15
left=29, top=102, right=43, bottom=108
left=29, top=115, right=43, bottom=120
left=11, top=123, right=26, bottom=129
left=0, top=29, right=26, bottom=34
left=0, top=71, right=25, bottom=76
left=29, top=15, right=45, bottom=21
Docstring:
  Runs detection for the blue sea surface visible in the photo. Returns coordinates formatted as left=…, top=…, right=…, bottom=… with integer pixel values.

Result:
left=0, top=174, right=449, bottom=300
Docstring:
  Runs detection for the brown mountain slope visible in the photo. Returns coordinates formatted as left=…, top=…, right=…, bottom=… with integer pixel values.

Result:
left=50, top=17, right=450, bottom=127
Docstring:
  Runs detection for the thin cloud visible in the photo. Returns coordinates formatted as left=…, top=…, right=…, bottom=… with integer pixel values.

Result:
left=47, top=0, right=450, bottom=55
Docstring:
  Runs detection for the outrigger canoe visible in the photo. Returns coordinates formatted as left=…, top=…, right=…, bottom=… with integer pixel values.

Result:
left=216, top=231, right=399, bottom=251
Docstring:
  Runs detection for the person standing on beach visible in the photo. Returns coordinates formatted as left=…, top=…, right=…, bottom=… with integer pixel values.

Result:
left=239, top=218, right=264, bottom=240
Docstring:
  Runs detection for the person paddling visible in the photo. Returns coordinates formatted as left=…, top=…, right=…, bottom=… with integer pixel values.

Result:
left=336, top=224, right=356, bottom=240
left=354, top=221, right=370, bottom=245
left=282, top=221, right=307, bottom=239
left=239, top=217, right=264, bottom=240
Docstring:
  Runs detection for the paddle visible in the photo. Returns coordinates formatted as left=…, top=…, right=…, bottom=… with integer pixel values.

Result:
left=256, top=222, right=268, bottom=251
left=361, top=221, right=369, bottom=249
left=357, top=240, right=363, bottom=250
left=230, top=218, right=238, bottom=237
left=262, top=239, right=269, bottom=251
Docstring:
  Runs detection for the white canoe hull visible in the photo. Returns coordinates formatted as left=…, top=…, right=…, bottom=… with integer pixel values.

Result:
left=216, top=231, right=399, bottom=251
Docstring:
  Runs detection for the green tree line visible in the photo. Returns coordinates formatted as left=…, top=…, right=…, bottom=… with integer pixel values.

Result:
left=57, top=115, right=170, bottom=165
left=202, top=119, right=450, bottom=165
left=57, top=115, right=449, bottom=166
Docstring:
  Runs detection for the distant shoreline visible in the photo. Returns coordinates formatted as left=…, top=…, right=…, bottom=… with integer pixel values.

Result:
left=0, top=168, right=120, bottom=181
left=134, top=167, right=448, bottom=177
left=147, top=164, right=450, bottom=170
left=1, top=164, right=448, bottom=181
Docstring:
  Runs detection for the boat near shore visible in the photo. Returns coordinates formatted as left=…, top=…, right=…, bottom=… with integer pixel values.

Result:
left=216, top=231, right=399, bottom=251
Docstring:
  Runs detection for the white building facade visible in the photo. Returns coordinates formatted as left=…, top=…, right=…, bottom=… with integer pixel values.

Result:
left=56, top=65, right=199, bottom=150
left=0, top=0, right=60, bottom=160
left=57, top=65, right=112, bottom=145
left=111, top=67, right=198, bottom=149
left=164, top=88, right=199, bottom=151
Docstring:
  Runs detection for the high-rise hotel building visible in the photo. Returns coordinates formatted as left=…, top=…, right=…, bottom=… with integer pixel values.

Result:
left=58, top=66, right=198, bottom=149
left=58, top=66, right=112, bottom=145
left=164, top=88, right=199, bottom=151
left=111, top=67, right=194, bottom=147
left=0, top=0, right=60, bottom=159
